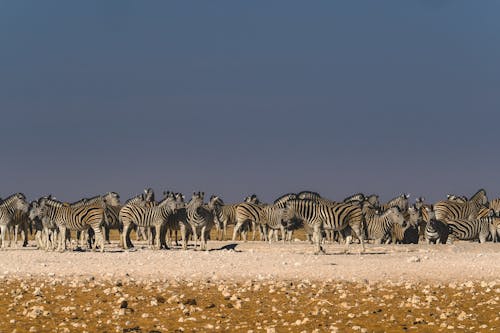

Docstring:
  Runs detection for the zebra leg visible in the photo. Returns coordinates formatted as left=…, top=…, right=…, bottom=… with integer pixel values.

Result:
left=489, top=224, right=497, bottom=243
left=121, top=222, right=131, bottom=250
left=180, top=223, right=188, bottom=250
left=313, top=225, right=324, bottom=254
left=58, top=226, right=67, bottom=252
left=154, top=224, right=162, bottom=250
left=232, top=222, right=243, bottom=241
left=191, top=224, right=198, bottom=250
left=91, top=225, right=105, bottom=253
left=200, top=226, right=207, bottom=251
left=350, top=224, right=365, bottom=253
left=0, top=225, right=8, bottom=249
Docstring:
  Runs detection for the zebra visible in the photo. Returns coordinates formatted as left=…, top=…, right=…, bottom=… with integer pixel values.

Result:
left=489, top=198, right=500, bottom=215
left=381, top=194, right=410, bottom=212
left=285, top=199, right=365, bottom=254
left=73, top=192, right=121, bottom=247
left=297, top=191, right=322, bottom=200
left=210, top=198, right=239, bottom=241
left=365, top=207, right=406, bottom=244
left=258, top=205, right=288, bottom=243
left=0, top=193, right=29, bottom=248
left=244, top=194, right=261, bottom=204
left=184, top=192, right=217, bottom=251
left=28, top=196, right=60, bottom=251
left=120, top=192, right=178, bottom=250
left=164, top=192, right=187, bottom=247
left=423, top=207, right=449, bottom=244
left=343, top=193, right=365, bottom=205
left=389, top=205, right=419, bottom=244
left=39, top=197, right=106, bottom=252
left=446, top=194, right=468, bottom=203
left=434, top=189, right=488, bottom=221
left=8, top=209, right=31, bottom=248
left=233, top=202, right=266, bottom=242
left=445, top=211, right=499, bottom=244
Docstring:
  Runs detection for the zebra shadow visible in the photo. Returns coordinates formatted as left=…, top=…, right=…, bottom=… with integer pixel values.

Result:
left=209, top=243, right=241, bottom=252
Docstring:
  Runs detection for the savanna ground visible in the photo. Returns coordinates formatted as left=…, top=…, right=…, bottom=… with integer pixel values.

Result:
left=0, top=228, right=498, bottom=332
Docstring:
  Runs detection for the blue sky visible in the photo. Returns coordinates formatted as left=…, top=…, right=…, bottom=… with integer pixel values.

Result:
left=1, top=1, right=499, bottom=203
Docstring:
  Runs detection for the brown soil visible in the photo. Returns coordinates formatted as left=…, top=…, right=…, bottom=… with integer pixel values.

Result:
left=0, top=229, right=498, bottom=332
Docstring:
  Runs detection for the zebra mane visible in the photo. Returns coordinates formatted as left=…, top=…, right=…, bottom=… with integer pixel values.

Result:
left=297, top=191, right=321, bottom=199
left=0, top=193, right=25, bottom=206
left=470, top=189, right=487, bottom=203
left=343, top=193, right=365, bottom=203
left=124, top=194, right=146, bottom=205
left=273, top=193, right=296, bottom=205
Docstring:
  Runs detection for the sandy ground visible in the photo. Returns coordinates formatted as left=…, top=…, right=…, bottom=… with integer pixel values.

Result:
left=0, top=239, right=499, bottom=332
left=0, top=240, right=499, bottom=283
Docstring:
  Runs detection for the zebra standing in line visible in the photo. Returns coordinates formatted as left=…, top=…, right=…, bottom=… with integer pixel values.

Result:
left=0, top=193, right=29, bottom=249
left=434, top=189, right=488, bottom=221
left=9, top=209, right=30, bottom=248
left=164, top=192, right=187, bottom=247
left=120, top=192, right=178, bottom=250
left=211, top=199, right=239, bottom=241
left=381, top=194, right=410, bottom=212
left=446, top=194, right=468, bottom=203
left=285, top=199, right=365, bottom=254
left=39, top=197, right=107, bottom=252
left=364, top=207, right=406, bottom=244
left=445, top=210, right=499, bottom=244
left=184, top=192, right=217, bottom=251
left=343, top=193, right=365, bottom=205
left=423, top=207, right=449, bottom=244
left=232, top=201, right=266, bottom=242
left=389, top=205, right=419, bottom=244
left=259, top=205, right=288, bottom=243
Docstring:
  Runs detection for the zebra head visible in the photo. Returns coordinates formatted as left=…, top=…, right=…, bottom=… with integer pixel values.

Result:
left=11, top=193, right=29, bottom=213
left=366, top=194, right=380, bottom=208
left=187, top=192, right=204, bottom=209
left=29, top=201, right=43, bottom=220
left=144, top=188, right=155, bottom=202
left=103, top=192, right=121, bottom=206
left=386, top=207, right=407, bottom=228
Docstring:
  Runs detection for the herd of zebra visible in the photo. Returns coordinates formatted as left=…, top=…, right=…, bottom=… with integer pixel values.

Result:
left=0, top=188, right=499, bottom=254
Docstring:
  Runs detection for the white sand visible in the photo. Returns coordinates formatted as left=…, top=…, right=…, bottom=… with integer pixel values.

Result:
left=0, top=241, right=498, bottom=283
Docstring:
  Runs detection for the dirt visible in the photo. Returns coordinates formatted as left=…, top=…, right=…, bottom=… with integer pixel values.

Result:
left=0, top=232, right=498, bottom=332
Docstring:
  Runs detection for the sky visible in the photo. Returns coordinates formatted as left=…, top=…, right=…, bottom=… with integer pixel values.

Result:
left=1, top=1, right=499, bottom=204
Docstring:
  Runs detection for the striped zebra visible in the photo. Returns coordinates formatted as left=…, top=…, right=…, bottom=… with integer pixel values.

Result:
left=73, top=193, right=121, bottom=247
left=120, top=192, right=178, bottom=250
left=365, top=207, right=406, bottom=244
left=489, top=198, right=500, bottom=215
left=446, top=194, right=468, bottom=203
left=184, top=192, right=217, bottom=251
left=423, top=207, right=449, bottom=244
left=0, top=193, right=29, bottom=248
left=258, top=205, right=288, bottom=243
left=381, top=194, right=410, bottom=212
left=389, top=205, right=419, bottom=244
left=164, top=192, right=187, bottom=247
left=211, top=199, right=239, bottom=241
left=365, top=194, right=380, bottom=207
left=434, top=189, right=488, bottom=221
left=343, top=193, right=365, bottom=205
left=233, top=202, right=265, bottom=242
left=285, top=199, right=365, bottom=254
left=39, top=197, right=106, bottom=252
left=297, top=191, right=322, bottom=200
left=244, top=194, right=261, bottom=204
left=8, top=209, right=30, bottom=248
left=29, top=197, right=60, bottom=251
left=445, top=211, right=499, bottom=244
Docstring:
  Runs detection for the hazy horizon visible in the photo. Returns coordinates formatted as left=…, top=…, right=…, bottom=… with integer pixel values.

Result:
left=1, top=1, right=499, bottom=204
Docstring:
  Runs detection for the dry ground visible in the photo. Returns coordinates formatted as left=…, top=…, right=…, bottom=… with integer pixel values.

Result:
left=0, top=229, right=498, bottom=332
